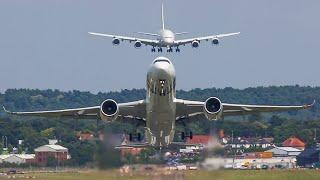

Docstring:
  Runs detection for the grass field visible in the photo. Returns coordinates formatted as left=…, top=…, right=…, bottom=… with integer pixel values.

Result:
left=12, top=169, right=320, bottom=180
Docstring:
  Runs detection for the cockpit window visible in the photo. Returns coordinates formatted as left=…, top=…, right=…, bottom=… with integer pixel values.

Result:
left=153, top=59, right=170, bottom=64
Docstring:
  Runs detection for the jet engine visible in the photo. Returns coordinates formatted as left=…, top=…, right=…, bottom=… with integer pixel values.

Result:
left=112, top=38, right=120, bottom=45
left=203, top=97, right=223, bottom=120
left=134, top=41, right=142, bottom=48
left=191, top=41, right=199, bottom=48
left=212, top=38, right=219, bottom=45
left=100, top=99, right=119, bottom=122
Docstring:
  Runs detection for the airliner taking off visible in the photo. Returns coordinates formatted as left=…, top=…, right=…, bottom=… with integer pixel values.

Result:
left=4, top=57, right=315, bottom=148
left=88, top=4, right=240, bottom=52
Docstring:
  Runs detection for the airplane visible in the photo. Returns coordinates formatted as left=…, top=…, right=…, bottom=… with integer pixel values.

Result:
left=3, top=57, right=315, bottom=148
left=88, top=4, right=240, bottom=52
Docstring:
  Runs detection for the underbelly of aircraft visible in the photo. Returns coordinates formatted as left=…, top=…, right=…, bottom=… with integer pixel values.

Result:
left=146, top=110, right=175, bottom=147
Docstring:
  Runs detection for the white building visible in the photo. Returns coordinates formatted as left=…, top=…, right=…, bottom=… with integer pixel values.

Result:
left=0, top=154, right=35, bottom=164
left=266, top=147, right=302, bottom=157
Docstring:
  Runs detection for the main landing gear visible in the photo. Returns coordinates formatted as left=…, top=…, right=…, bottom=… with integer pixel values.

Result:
left=181, top=131, right=193, bottom=140
left=129, top=132, right=142, bottom=142
left=151, top=47, right=180, bottom=53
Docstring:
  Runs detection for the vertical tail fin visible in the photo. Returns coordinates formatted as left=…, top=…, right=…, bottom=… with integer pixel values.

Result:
left=161, top=3, right=165, bottom=30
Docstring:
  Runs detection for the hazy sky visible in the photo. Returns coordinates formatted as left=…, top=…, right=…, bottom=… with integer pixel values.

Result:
left=0, top=0, right=319, bottom=93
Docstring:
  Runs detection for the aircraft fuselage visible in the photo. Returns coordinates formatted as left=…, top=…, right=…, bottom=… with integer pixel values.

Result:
left=145, top=57, right=176, bottom=147
left=158, top=29, right=175, bottom=47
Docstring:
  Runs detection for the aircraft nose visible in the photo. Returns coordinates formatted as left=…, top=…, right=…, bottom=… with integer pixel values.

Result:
left=153, top=62, right=170, bottom=76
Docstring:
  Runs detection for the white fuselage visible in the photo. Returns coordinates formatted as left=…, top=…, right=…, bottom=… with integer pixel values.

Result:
left=158, top=29, right=175, bottom=47
left=145, top=57, right=176, bottom=147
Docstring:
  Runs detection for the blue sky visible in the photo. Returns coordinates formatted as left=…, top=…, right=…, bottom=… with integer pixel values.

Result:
left=0, top=0, right=319, bottom=93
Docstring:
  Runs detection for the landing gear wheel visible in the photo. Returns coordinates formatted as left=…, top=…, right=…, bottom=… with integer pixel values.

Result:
left=181, top=132, right=185, bottom=140
left=151, top=48, right=156, bottom=52
left=176, top=48, right=180, bottom=52
left=129, top=133, right=133, bottom=141
left=137, top=133, right=142, bottom=142
left=158, top=48, right=163, bottom=52
left=189, top=131, right=193, bottom=139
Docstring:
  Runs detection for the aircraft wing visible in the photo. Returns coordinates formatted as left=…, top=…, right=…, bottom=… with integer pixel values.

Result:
left=174, top=32, right=240, bottom=46
left=88, top=32, right=158, bottom=46
left=175, top=99, right=315, bottom=121
left=3, top=100, right=146, bottom=120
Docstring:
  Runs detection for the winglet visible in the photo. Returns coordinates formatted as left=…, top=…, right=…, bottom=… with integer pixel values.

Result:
left=2, top=106, right=10, bottom=114
left=304, top=100, right=316, bottom=109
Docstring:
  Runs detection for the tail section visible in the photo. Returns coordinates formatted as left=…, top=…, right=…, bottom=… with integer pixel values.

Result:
left=161, top=3, right=165, bottom=30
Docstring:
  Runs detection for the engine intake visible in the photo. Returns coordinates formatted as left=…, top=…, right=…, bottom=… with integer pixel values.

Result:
left=191, top=41, right=199, bottom=48
left=134, top=41, right=142, bottom=48
left=212, top=38, right=219, bottom=45
left=204, top=97, right=223, bottom=120
left=100, top=99, right=119, bottom=122
left=112, top=38, right=120, bottom=45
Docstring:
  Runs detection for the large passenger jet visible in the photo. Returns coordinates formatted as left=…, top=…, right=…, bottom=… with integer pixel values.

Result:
left=4, top=57, right=315, bottom=148
left=88, top=4, right=240, bottom=52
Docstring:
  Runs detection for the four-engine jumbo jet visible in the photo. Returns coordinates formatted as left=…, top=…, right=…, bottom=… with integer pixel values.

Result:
left=88, top=4, right=240, bottom=52
left=3, top=57, right=315, bottom=148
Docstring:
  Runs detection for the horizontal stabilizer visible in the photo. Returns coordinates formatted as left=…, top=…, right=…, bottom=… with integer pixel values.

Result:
left=175, top=32, right=189, bottom=35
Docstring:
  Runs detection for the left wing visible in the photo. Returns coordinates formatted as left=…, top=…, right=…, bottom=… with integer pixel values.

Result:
left=3, top=100, right=146, bottom=120
left=176, top=99, right=315, bottom=121
left=3, top=106, right=100, bottom=119
left=88, top=32, right=158, bottom=46
left=175, top=32, right=240, bottom=46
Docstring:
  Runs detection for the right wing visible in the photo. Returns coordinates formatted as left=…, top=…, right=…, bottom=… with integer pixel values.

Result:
left=88, top=32, right=158, bottom=46
left=3, top=100, right=146, bottom=120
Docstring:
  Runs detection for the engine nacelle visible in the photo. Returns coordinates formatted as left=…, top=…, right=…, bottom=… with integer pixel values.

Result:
left=134, top=41, right=142, bottom=48
left=212, top=38, right=219, bottom=45
left=112, top=38, right=120, bottom=45
left=191, top=41, right=199, bottom=48
left=203, top=97, right=223, bottom=120
left=100, top=99, right=119, bottom=122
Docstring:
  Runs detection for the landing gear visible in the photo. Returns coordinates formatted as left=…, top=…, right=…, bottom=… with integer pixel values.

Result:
left=129, top=132, right=142, bottom=142
left=181, top=131, right=193, bottom=140
left=176, top=48, right=180, bottom=52
left=167, top=48, right=173, bottom=52
left=181, top=132, right=185, bottom=140
left=151, top=47, right=156, bottom=52
left=158, top=48, right=163, bottom=52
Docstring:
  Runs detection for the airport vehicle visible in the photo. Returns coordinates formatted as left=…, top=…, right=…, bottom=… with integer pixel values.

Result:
left=4, top=57, right=315, bottom=148
left=88, top=4, right=240, bottom=52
